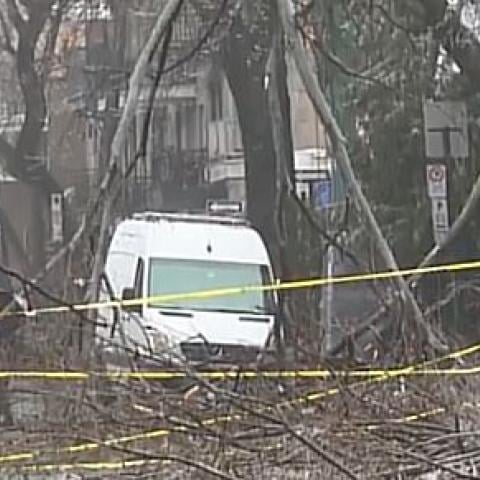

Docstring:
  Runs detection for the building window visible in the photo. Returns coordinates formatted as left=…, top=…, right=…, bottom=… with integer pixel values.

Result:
left=185, top=102, right=197, bottom=150
left=198, top=104, right=205, bottom=149
left=209, top=81, right=223, bottom=122
left=175, top=108, right=183, bottom=151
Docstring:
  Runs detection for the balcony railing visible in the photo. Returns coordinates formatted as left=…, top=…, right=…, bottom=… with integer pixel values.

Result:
left=151, top=148, right=208, bottom=188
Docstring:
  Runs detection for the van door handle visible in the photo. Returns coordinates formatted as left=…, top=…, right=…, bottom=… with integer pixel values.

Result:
left=239, top=316, right=270, bottom=323
left=158, top=310, right=193, bottom=318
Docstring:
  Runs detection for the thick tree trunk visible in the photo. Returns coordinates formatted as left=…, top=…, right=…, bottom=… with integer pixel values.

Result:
left=220, top=3, right=277, bottom=251
left=11, top=1, right=50, bottom=178
left=11, top=2, right=55, bottom=273
left=0, top=0, right=68, bottom=273
left=222, top=60, right=277, bottom=249
left=267, top=21, right=300, bottom=356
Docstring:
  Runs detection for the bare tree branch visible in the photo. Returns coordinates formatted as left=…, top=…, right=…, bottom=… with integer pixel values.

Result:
left=5, top=0, right=25, bottom=32
left=276, top=411, right=359, bottom=480
left=411, top=176, right=480, bottom=285
left=84, top=0, right=185, bottom=334
left=277, top=0, right=446, bottom=352
left=96, top=442, right=242, bottom=480
left=40, top=0, right=68, bottom=79
left=298, top=24, right=394, bottom=91
left=0, top=8, right=16, bottom=55
left=0, top=134, right=16, bottom=169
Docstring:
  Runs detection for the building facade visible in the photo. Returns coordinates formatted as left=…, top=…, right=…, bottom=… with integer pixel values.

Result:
left=0, top=0, right=338, bottom=273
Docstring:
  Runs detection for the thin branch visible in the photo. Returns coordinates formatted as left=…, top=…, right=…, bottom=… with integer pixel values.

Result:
left=84, top=441, right=242, bottom=480
left=153, top=0, right=230, bottom=77
left=83, top=0, right=185, bottom=314
left=374, top=3, right=418, bottom=51
left=410, top=171, right=480, bottom=284
left=388, top=445, right=480, bottom=479
left=0, top=262, right=103, bottom=327
left=277, top=412, right=359, bottom=479
left=0, top=134, right=16, bottom=169
left=41, top=0, right=68, bottom=78
left=125, top=12, right=174, bottom=179
left=0, top=8, right=15, bottom=55
left=297, top=24, right=394, bottom=91
left=5, top=0, right=25, bottom=32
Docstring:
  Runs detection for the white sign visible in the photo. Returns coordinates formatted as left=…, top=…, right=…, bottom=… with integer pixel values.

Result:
left=423, top=100, right=469, bottom=159
left=206, top=199, right=243, bottom=214
left=426, top=164, right=447, bottom=198
left=50, top=193, right=64, bottom=243
left=431, top=198, right=449, bottom=245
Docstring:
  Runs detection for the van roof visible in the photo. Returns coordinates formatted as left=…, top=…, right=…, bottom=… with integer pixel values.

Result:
left=111, top=212, right=270, bottom=265
left=131, top=211, right=249, bottom=227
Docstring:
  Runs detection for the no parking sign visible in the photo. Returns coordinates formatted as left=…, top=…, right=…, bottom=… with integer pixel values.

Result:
left=426, top=164, right=447, bottom=198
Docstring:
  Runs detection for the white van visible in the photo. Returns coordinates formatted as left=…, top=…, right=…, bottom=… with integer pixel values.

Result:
left=97, top=211, right=277, bottom=363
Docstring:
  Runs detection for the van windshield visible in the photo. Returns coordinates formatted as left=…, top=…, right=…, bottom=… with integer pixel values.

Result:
left=148, top=258, right=273, bottom=314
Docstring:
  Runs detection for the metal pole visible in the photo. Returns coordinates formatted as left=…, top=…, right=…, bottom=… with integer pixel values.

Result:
left=323, top=1, right=337, bottom=354
left=324, top=221, right=334, bottom=352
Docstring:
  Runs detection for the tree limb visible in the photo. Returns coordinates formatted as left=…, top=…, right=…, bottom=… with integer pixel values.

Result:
left=276, top=411, right=359, bottom=480
left=299, top=24, right=394, bottom=91
left=124, top=12, right=174, bottom=180
left=0, top=8, right=16, bottom=55
left=84, top=0, right=184, bottom=326
left=5, top=0, right=25, bottom=32
left=95, top=442, right=242, bottom=480
left=0, top=135, right=16, bottom=170
left=41, top=0, right=68, bottom=80
left=277, top=0, right=445, bottom=351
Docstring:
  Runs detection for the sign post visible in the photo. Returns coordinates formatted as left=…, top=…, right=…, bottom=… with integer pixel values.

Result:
left=423, top=100, right=468, bottom=160
left=312, top=176, right=334, bottom=353
left=423, top=99, right=468, bottom=246
left=425, top=163, right=449, bottom=245
left=311, top=177, right=332, bottom=209
left=50, top=193, right=64, bottom=244
left=431, top=198, right=450, bottom=245
left=423, top=99, right=469, bottom=329
left=425, top=164, right=449, bottom=245
left=426, top=164, right=447, bottom=198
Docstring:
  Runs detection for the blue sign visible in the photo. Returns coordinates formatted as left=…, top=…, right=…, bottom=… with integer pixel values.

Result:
left=311, top=179, right=332, bottom=209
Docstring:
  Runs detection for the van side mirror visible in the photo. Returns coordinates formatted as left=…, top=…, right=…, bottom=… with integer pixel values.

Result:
left=121, top=287, right=142, bottom=315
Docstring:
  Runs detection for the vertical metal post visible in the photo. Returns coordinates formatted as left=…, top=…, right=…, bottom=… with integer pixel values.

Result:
left=323, top=1, right=338, bottom=354
left=323, top=219, right=334, bottom=352
left=424, top=100, right=469, bottom=332
left=319, top=169, right=334, bottom=354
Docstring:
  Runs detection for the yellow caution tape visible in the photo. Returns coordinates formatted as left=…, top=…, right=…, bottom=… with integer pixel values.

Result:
left=1, top=337, right=480, bottom=468
left=2, top=259, right=480, bottom=319
left=21, top=457, right=167, bottom=473
left=287, top=338, right=480, bottom=406
left=363, top=407, right=447, bottom=430
left=3, top=365, right=480, bottom=381
left=0, top=412, right=242, bottom=465
left=0, top=371, right=91, bottom=380
left=9, top=407, right=462, bottom=474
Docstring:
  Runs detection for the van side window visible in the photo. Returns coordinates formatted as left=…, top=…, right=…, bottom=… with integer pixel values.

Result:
left=261, top=266, right=275, bottom=314
left=134, top=258, right=144, bottom=300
